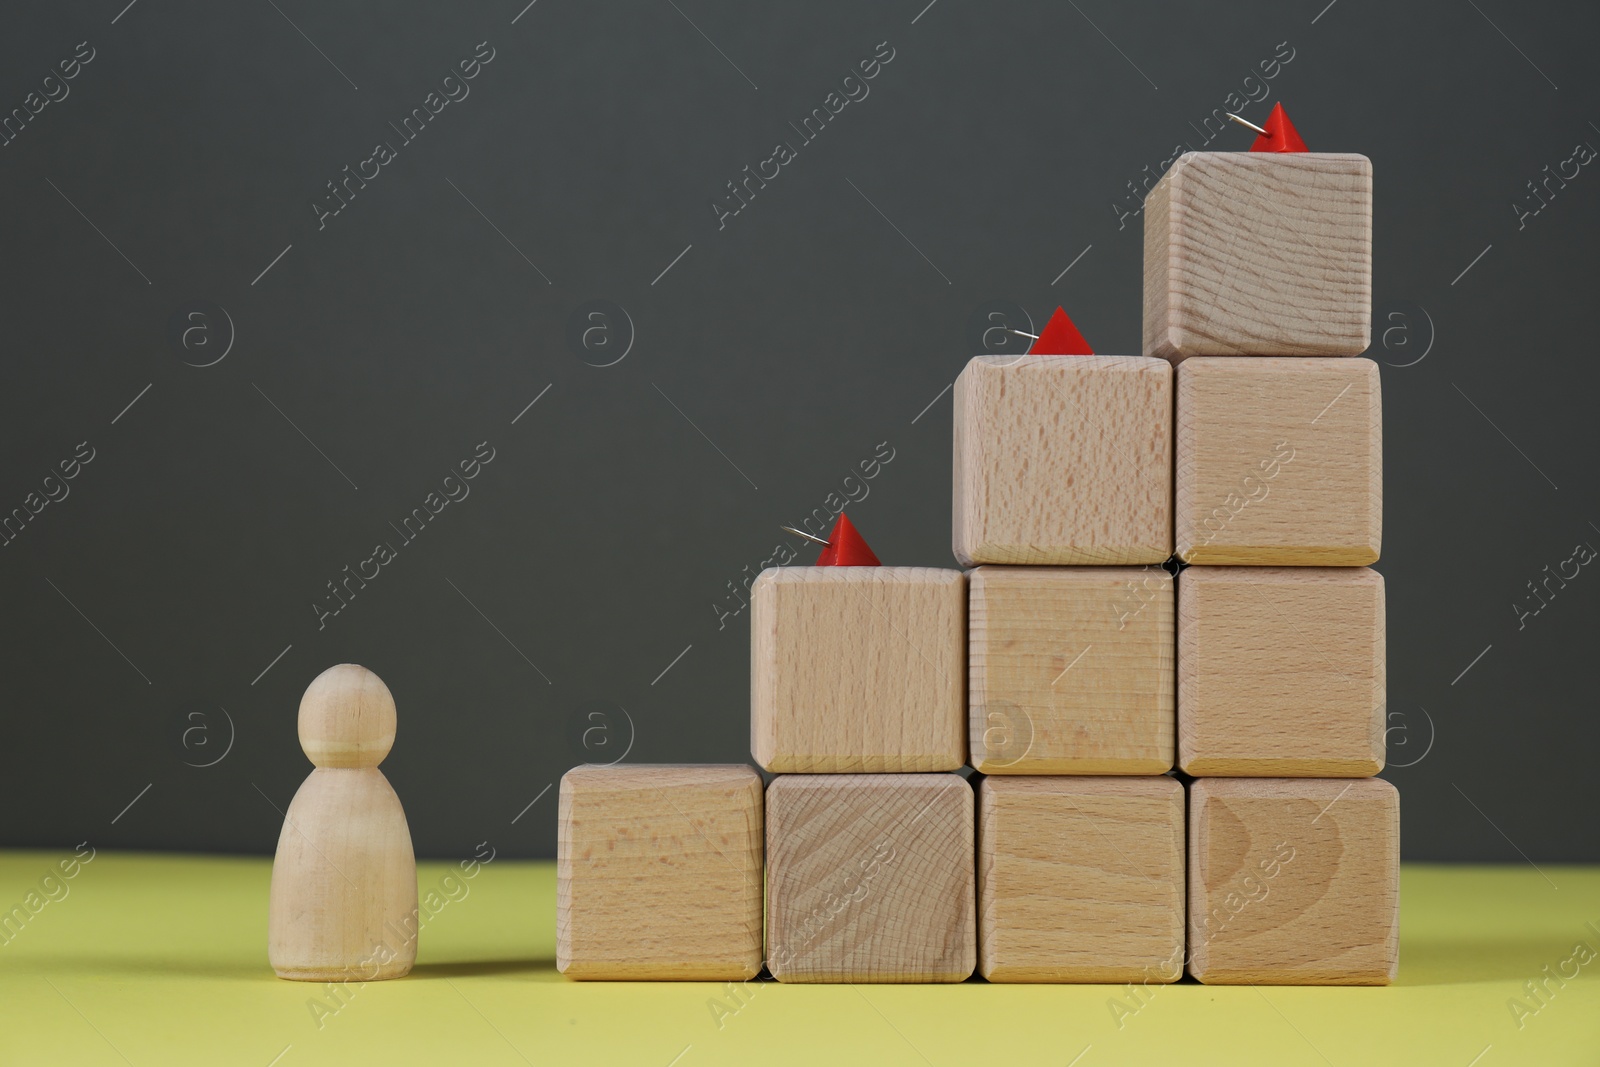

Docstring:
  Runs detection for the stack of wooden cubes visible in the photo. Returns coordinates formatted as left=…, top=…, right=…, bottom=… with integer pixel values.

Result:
left=1149, top=148, right=1397, bottom=985
left=556, top=144, right=1395, bottom=987
left=953, top=322, right=1184, bottom=985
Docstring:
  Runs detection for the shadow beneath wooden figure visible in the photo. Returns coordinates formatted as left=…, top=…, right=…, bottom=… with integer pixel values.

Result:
left=16, top=955, right=562, bottom=983
left=407, top=958, right=557, bottom=979
left=7, top=955, right=278, bottom=983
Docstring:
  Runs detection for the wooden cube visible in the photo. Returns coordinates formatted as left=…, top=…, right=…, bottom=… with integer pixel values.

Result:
left=765, top=773, right=974, bottom=982
left=1177, top=357, right=1381, bottom=565
left=1143, top=152, right=1372, bottom=360
left=751, top=567, right=965, bottom=773
left=952, top=355, right=1172, bottom=566
left=557, top=764, right=762, bottom=980
left=1189, top=777, right=1399, bottom=985
left=979, top=776, right=1184, bottom=982
left=1178, top=566, right=1385, bottom=777
left=969, top=566, right=1174, bottom=774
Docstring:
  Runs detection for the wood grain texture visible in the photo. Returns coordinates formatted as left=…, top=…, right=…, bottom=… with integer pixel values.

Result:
left=1176, top=357, right=1381, bottom=565
left=557, top=764, right=763, bottom=980
left=1143, top=152, right=1372, bottom=360
left=1178, top=566, right=1385, bottom=777
left=269, top=664, right=418, bottom=982
left=765, top=773, right=974, bottom=982
left=751, top=566, right=965, bottom=773
left=969, top=566, right=1173, bottom=774
left=1188, top=777, right=1399, bottom=985
left=953, top=355, right=1173, bottom=566
left=979, top=776, right=1184, bottom=983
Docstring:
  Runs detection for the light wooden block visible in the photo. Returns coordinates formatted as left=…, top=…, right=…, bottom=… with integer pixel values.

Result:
left=1143, top=152, right=1372, bottom=360
left=1178, top=566, right=1385, bottom=777
left=1177, top=357, right=1381, bottom=565
left=952, top=355, right=1172, bottom=566
left=765, top=773, right=974, bottom=982
left=751, top=567, right=965, bottom=773
left=1189, top=777, right=1399, bottom=985
left=557, top=764, right=762, bottom=980
left=969, top=566, right=1174, bottom=774
left=979, top=776, right=1184, bottom=982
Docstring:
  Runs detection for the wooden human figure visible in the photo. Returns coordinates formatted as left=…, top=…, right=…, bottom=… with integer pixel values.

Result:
left=268, top=664, right=418, bottom=981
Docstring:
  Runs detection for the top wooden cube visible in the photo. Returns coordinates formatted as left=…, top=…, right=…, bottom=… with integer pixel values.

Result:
left=751, top=566, right=966, bottom=773
left=953, top=355, right=1172, bottom=566
left=1143, top=152, right=1372, bottom=360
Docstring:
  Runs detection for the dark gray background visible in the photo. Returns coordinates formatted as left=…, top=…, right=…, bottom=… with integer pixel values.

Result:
left=2, top=0, right=1594, bottom=864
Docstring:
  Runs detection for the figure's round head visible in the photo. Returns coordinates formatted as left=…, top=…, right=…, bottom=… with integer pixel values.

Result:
left=298, top=664, right=396, bottom=768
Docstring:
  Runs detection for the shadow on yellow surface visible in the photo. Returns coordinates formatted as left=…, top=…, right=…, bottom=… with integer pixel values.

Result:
left=1398, top=936, right=1559, bottom=986
left=408, top=958, right=557, bottom=979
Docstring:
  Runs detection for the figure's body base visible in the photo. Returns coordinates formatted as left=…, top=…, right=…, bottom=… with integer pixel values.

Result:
left=272, top=960, right=413, bottom=982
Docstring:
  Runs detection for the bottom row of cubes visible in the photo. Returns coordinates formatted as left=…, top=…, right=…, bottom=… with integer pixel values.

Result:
left=556, top=765, right=1399, bottom=985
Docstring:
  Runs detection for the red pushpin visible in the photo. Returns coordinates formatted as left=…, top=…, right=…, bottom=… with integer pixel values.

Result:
left=1231, top=102, right=1309, bottom=153
left=785, top=512, right=881, bottom=566
left=1016, top=306, right=1094, bottom=356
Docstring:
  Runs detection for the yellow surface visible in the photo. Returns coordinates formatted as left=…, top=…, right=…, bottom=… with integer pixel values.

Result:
left=2, top=851, right=1596, bottom=1066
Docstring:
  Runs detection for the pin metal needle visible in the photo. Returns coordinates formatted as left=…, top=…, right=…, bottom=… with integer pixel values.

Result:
left=1226, top=112, right=1270, bottom=137
left=781, top=526, right=829, bottom=547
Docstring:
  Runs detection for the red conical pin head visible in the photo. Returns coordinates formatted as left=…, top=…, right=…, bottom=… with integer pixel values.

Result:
left=1250, top=102, right=1309, bottom=153
left=814, top=513, right=881, bottom=566
left=1027, top=307, right=1094, bottom=356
